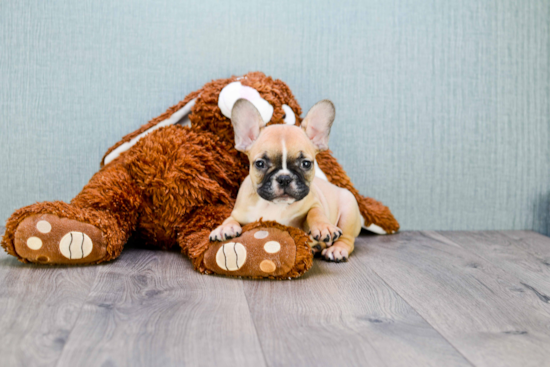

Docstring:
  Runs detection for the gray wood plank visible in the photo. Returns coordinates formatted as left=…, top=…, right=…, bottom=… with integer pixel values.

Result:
left=436, top=231, right=550, bottom=298
left=360, top=231, right=550, bottom=367
left=0, top=229, right=98, bottom=367
left=3, top=228, right=550, bottom=367
left=500, top=230, right=550, bottom=259
left=54, top=247, right=266, bottom=367
left=243, top=241, right=472, bottom=367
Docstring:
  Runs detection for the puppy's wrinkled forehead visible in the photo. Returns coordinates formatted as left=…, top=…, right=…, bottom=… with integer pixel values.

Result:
left=249, top=125, right=316, bottom=160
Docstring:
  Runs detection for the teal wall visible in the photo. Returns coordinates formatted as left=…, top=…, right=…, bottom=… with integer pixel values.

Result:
left=1, top=0, right=549, bottom=234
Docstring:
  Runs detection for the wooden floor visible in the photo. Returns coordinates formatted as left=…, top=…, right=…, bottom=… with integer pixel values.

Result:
left=1, top=229, right=550, bottom=367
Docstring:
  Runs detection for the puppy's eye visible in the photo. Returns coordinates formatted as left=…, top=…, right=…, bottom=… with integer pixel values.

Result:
left=255, top=160, right=266, bottom=169
left=301, top=160, right=312, bottom=169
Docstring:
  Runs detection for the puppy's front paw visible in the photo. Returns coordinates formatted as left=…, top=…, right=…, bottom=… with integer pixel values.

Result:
left=209, top=223, right=242, bottom=242
left=309, top=223, right=342, bottom=246
left=311, top=242, right=326, bottom=256
left=322, top=243, right=350, bottom=263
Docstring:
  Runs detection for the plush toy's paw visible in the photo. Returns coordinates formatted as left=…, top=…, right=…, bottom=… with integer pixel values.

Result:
left=209, top=222, right=242, bottom=241
left=321, top=241, right=350, bottom=263
left=199, top=222, right=313, bottom=279
left=13, top=214, right=107, bottom=265
left=308, top=222, right=342, bottom=247
left=204, top=228, right=295, bottom=277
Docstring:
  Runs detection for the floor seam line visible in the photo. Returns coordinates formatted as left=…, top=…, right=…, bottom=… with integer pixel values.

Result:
left=364, top=242, right=477, bottom=367
left=52, top=267, right=101, bottom=367
left=241, top=279, right=270, bottom=367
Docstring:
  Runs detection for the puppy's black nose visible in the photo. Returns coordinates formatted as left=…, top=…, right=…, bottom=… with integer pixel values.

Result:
left=276, top=175, right=292, bottom=187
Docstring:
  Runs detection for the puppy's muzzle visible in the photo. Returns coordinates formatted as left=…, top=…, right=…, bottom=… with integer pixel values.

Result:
left=276, top=175, right=292, bottom=187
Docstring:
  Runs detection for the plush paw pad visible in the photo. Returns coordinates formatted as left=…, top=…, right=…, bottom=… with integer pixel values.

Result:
left=216, top=242, right=247, bottom=271
left=203, top=228, right=296, bottom=277
left=59, top=232, right=94, bottom=260
left=14, top=214, right=106, bottom=264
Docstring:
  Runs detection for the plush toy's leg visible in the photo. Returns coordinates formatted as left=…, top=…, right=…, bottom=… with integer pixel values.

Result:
left=315, top=150, right=400, bottom=234
left=357, top=195, right=400, bottom=234
left=178, top=208, right=313, bottom=279
left=1, top=162, right=142, bottom=265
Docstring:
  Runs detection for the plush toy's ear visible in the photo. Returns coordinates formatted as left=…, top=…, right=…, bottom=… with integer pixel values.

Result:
left=219, top=81, right=274, bottom=123
left=300, top=100, right=335, bottom=151
left=231, top=98, right=265, bottom=152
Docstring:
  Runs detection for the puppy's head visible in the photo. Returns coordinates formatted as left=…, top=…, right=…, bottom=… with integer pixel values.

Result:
left=231, top=98, right=335, bottom=204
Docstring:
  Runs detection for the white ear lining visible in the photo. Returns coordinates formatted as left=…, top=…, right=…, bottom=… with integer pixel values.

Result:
left=218, top=81, right=274, bottom=123
left=104, top=98, right=197, bottom=165
left=314, top=160, right=328, bottom=180
left=282, top=104, right=296, bottom=125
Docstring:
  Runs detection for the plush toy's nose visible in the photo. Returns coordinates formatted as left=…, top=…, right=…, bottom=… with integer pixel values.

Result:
left=276, top=175, right=292, bottom=187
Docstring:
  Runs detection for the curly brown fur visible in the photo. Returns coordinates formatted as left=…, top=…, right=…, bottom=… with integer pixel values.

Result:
left=122, top=126, right=247, bottom=249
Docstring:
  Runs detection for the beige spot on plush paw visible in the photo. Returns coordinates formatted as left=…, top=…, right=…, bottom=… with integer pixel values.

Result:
left=260, top=259, right=276, bottom=273
left=254, top=230, right=269, bottom=239
left=216, top=242, right=247, bottom=271
left=27, top=237, right=43, bottom=250
left=36, top=220, right=52, bottom=234
left=263, top=241, right=281, bottom=254
left=59, top=232, right=93, bottom=260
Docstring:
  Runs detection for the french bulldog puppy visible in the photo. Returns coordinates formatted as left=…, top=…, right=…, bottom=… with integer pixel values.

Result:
left=209, top=99, right=361, bottom=262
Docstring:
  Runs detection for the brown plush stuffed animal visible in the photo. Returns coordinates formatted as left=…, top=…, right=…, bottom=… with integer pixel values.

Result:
left=1, top=72, right=399, bottom=279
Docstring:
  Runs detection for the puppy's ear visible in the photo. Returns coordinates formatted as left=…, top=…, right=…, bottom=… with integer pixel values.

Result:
left=231, top=98, right=265, bottom=152
left=301, top=100, right=335, bottom=151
